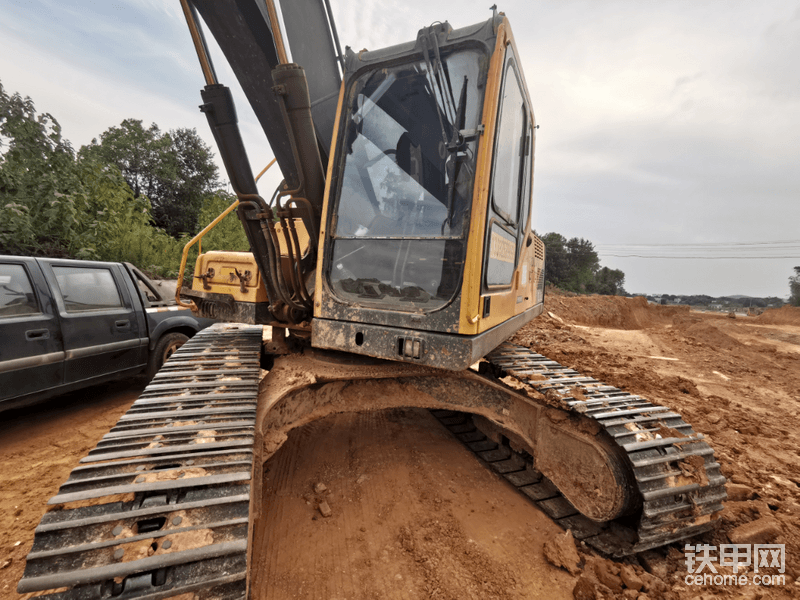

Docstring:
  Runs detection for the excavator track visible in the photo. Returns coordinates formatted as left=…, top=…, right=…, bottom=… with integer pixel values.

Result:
left=433, top=342, right=727, bottom=557
left=19, top=331, right=726, bottom=597
left=18, top=323, right=263, bottom=600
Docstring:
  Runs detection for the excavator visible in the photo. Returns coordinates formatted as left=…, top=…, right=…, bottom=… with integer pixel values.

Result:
left=18, top=1, right=727, bottom=598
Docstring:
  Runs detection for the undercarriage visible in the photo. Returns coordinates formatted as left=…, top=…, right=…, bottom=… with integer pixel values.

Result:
left=18, top=323, right=725, bottom=598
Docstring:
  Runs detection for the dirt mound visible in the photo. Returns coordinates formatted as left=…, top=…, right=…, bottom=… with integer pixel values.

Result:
left=758, top=305, right=800, bottom=326
left=682, top=321, right=743, bottom=350
left=544, top=291, right=686, bottom=330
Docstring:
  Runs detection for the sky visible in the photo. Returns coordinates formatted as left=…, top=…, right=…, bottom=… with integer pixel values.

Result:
left=1, top=0, right=798, bottom=298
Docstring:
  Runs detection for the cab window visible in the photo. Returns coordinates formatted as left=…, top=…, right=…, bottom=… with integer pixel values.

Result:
left=133, top=272, right=161, bottom=306
left=484, top=48, right=531, bottom=288
left=328, top=46, right=487, bottom=311
left=491, top=60, right=527, bottom=225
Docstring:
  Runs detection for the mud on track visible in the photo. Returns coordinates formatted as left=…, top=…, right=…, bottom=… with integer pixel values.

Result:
left=512, top=291, right=800, bottom=599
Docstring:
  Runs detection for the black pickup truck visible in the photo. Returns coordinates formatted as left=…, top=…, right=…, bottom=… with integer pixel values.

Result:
left=0, top=256, right=215, bottom=411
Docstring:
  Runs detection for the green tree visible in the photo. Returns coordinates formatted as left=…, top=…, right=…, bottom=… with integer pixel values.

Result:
left=0, top=81, right=187, bottom=274
left=1, top=81, right=90, bottom=256
left=80, top=120, right=218, bottom=237
left=75, top=158, right=186, bottom=273
left=78, top=119, right=164, bottom=198
left=790, top=266, right=800, bottom=307
left=538, top=230, right=626, bottom=295
left=564, top=237, right=600, bottom=292
left=160, top=128, right=220, bottom=236
left=540, top=232, right=569, bottom=286
left=197, top=191, right=249, bottom=253
left=592, top=266, right=627, bottom=296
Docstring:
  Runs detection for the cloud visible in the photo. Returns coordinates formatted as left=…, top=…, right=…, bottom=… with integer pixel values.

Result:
left=2, top=0, right=797, bottom=297
left=0, top=0, right=275, bottom=192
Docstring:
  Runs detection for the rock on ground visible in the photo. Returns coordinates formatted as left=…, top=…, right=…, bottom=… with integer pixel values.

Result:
left=543, top=530, right=582, bottom=576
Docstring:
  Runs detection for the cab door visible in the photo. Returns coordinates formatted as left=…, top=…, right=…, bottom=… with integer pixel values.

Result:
left=39, top=260, right=146, bottom=384
left=480, top=44, right=534, bottom=327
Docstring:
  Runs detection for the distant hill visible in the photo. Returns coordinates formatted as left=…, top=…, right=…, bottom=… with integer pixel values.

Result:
left=635, top=293, right=785, bottom=308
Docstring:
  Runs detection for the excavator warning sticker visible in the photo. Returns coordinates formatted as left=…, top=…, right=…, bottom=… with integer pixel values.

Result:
left=489, top=230, right=515, bottom=263
left=486, top=224, right=516, bottom=286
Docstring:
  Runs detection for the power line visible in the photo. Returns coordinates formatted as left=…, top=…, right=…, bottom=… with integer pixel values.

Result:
left=597, top=240, right=800, bottom=259
left=597, top=241, right=800, bottom=248
left=601, top=249, right=800, bottom=253
left=600, top=254, right=800, bottom=259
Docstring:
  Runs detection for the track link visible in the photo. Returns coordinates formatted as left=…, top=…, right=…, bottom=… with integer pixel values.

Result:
left=18, top=323, right=262, bottom=599
left=433, top=342, right=727, bottom=557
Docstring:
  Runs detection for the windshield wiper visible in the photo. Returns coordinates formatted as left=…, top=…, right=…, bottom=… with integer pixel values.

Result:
left=421, top=28, right=457, bottom=152
left=419, top=27, right=466, bottom=235
left=419, top=27, right=483, bottom=234
left=443, top=76, right=468, bottom=233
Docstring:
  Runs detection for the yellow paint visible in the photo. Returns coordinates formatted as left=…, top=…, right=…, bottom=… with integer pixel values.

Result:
left=312, top=17, right=543, bottom=338
left=463, top=18, right=542, bottom=335
left=458, top=19, right=509, bottom=334
left=191, top=251, right=269, bottom=303
left=175, top=197, right=242, bottom=308
left=175, top=159, right=279, bottom=308
left=189, top=219, right=308, bottom=304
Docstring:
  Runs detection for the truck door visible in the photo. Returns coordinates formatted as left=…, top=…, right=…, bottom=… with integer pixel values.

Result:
left=0, top=259, right=64, bottom=404
left=40, top=260, right=146, bottom=385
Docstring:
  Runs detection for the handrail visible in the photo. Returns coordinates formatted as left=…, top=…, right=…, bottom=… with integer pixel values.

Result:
left=175, top=159, right=277, bottom=309
left=174, top=198, right=240, bottom=309
left=255, top=157, right=277, bottom=183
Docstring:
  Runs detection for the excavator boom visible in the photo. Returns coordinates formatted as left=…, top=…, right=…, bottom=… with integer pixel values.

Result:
left=186, top=0, right=342, bottom=181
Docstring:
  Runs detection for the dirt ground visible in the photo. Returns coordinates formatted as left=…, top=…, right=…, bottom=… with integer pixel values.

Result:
left=0, top=378, right=146, bottom=598
left=2, top=292, right=799, bottom=599
left=250, top=408, right=575, bottom=600
left=510, top=291, right=800, bottom=599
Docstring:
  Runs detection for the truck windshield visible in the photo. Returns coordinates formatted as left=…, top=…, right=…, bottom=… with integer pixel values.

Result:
left=329, top=47, right=486, bottom=311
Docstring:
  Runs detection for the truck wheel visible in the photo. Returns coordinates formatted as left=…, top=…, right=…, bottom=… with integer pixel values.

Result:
left=147, top=332, right=189, bottom=380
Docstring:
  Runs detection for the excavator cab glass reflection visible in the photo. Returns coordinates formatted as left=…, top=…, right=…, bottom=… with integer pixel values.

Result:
left=329, top=47, right=487, bottom=311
